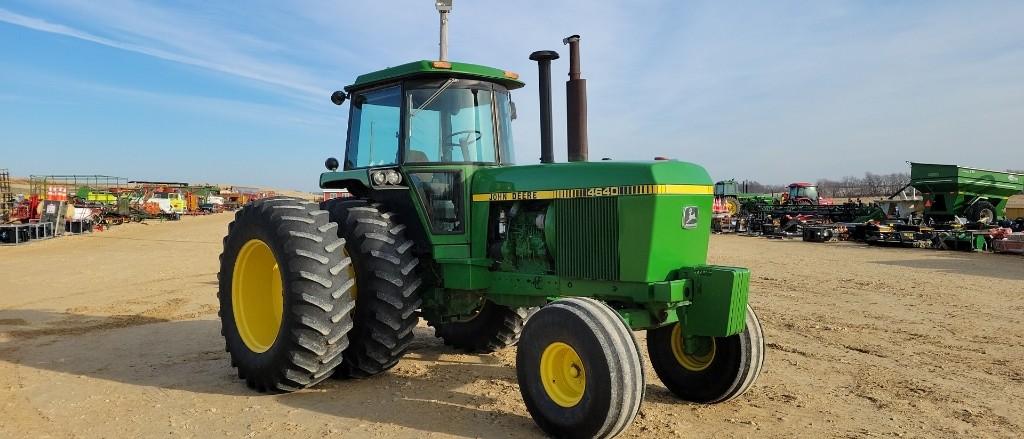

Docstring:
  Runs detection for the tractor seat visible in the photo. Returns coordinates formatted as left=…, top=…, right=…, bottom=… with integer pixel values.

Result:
left=406, top=149, right=430, bottom=163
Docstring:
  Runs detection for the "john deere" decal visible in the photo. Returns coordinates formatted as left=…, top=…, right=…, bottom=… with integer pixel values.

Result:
left=472, top=184, right=712, bottom=202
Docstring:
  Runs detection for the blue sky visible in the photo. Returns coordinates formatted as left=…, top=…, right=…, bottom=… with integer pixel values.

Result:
left=1, top=1, right=1022, bottom=191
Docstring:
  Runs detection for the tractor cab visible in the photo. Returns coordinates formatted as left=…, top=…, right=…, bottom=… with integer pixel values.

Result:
left=337, top=62, right=522, bottom=170
left=323, top=61, right=524, bottom=172
left=321, top=61, right=523, bottom=237
left=784, top=182, right=820, bottom=205
left=714, top=179, right=739, bottom=197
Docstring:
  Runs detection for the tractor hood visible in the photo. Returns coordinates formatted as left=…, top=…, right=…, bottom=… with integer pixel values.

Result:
left=471, top=160, right=713, bottom=196
left=470, top=160, right=714, bottom=282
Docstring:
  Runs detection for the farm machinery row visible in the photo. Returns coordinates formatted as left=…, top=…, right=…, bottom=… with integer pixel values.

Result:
left=714, top=164, right=1024, bottom=253
left=712, top=180, right=883, bottom=237
left=856, top=163, right=1024, bottom=252
left=3, top=177, right=243, bottom=226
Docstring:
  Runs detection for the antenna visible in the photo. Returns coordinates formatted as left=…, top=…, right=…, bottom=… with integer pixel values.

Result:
left=435, top=0, right=453, bottom=61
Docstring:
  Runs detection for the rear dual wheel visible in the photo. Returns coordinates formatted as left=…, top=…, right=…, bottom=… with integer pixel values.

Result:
left=218, top=197, right=356, bottom=392
left=322, top=199, right=423, bottom=378
left=220, top=196, right=424, bottom=392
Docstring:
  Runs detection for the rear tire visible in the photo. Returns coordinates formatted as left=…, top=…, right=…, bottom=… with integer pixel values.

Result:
left=218, top=197, right=356, bottom=393
left=723, top=196, right=741, bottom=216
left=517, top=298, right=644, bottom=439
left=322, top=199, right=423, bottom=378
left=647, top=304, right=764, bottom=403
left=429, top=300, right=529, bottom=353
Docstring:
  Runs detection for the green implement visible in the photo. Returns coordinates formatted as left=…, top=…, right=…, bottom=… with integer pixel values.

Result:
left=910, top=162, right=1024, bottom=224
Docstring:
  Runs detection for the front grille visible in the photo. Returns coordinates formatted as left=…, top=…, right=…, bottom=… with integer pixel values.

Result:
left=554, top=197, right=619, bottom=280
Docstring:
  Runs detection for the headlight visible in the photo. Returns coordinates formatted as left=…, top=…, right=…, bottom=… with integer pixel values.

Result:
left=384, top=170, right=402, bottom=185
left=371, top=171, right=387, bottom=186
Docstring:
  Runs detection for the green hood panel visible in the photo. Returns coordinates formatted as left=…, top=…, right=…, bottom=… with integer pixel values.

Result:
left=471, top=161, right=713, bottom=195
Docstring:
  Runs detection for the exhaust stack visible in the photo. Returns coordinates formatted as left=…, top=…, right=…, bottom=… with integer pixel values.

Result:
left=529, top=50, right=560, bottom=164
left=563, top=35, right=588, bottom=162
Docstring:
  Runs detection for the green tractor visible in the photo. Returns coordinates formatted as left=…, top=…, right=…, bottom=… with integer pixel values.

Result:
left=218, top=4, right=764, bottom=438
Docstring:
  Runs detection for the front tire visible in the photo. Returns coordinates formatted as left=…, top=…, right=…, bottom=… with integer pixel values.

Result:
left=647, top=304, right=765, bottom=403
left=322, top=199, right=423, bottom=378
left=218, top=197, right=356, bottom=392
left=517, top=298, right=644, bottom=439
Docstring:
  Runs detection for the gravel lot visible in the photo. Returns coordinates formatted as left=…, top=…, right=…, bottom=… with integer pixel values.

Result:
left=1, top=213, right=1021, bottom=437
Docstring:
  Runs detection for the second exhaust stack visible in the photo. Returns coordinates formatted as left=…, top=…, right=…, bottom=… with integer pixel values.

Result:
left=529, top=50, right=559, bottom=164
left=564, top=35, right=588, bottom=162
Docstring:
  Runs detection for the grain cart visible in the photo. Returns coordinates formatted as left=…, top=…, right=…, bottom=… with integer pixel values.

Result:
left=218, top=4, right=763, bottom=438
left=910, top=162, right=1024, bottom=224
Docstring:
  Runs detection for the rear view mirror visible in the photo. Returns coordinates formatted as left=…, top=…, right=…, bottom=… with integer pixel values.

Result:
left=331, top=91, right=347, bottom=106
left=510, top=101, right=518, bottom=120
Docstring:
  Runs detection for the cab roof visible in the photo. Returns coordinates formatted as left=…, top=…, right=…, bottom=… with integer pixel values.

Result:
left=345, top=60, right=525, bottom=92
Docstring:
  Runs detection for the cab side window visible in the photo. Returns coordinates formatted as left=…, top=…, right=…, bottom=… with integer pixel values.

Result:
left=345, top=86, right=402, bottom=169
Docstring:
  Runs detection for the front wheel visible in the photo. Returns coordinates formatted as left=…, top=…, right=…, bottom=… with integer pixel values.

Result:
left=647, top=305, right=764, bottom=403
left=516, top=298, right=644, bottom=439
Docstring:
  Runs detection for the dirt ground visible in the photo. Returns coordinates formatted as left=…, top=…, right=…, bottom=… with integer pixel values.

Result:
left=1, top=214, right=1021, bottom=438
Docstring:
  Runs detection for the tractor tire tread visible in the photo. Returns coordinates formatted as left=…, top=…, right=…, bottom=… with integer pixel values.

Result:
left=517, top=297, right=644, bottom=439
left=321, top=198, right=423, bottom=379
left=218, top=197, right=356, bottom=394
left=428, top=302, right=531, bottom=353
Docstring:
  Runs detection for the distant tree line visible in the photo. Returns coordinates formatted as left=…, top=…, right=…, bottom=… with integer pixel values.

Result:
left=815, top=172, right=911, bottom=198
left=735, top=172, right=910, bottom=198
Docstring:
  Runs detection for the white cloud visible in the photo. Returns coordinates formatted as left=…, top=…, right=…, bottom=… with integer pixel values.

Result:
left=0, top=7, right=325, bottom=100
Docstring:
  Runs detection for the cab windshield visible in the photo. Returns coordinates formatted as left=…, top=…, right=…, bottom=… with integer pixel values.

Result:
left=789, top=186, right=818, bottom=200
left=406, top=80, right=514, bottom=164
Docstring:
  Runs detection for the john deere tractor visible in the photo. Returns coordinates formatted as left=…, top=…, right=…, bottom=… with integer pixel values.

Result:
left=218, top=4, right=764, bottom=438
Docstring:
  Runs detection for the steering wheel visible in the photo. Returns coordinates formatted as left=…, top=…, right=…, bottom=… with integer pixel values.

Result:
left=449, top=130, right=482, bottom=146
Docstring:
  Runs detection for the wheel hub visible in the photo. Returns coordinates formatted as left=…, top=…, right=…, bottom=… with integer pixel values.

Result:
left=231, top=239, right=284, bottom=353
left=670, top=323, right=717, bottom=372
left=980, top=209, right=994, bottom=224
left=540, top=342, right=586, bottom=407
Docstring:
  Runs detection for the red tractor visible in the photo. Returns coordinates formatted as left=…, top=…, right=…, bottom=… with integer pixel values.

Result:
left=781, top=182, right=832, bottom=205
left=9, top=195, right=42, bottom=223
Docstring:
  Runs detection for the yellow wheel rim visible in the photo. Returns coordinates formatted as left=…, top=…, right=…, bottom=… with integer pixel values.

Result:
left=232, top=239, right=284, bottom=353
left=670, top=324, right=716, bottom=372
left=540, top=342, right=586, bottom=407
left=726, top=200, right=739, bottom=216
